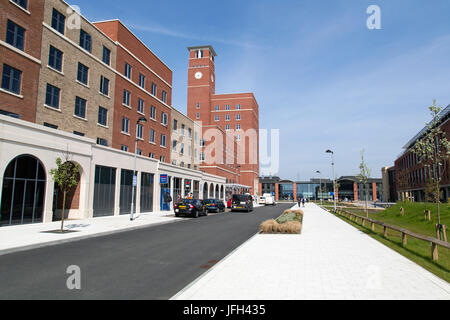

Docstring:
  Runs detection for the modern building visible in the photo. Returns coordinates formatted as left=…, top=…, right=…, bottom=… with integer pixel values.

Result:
left=260, top=176, right=381, bottom=202
left=259, top=177, right=334, bottom=201
left=394, top=104, right=450, bottom=202
left=186, top=45, right=260, bottom=195
left=36, top=0, right=116, bottom=147
left=336, top=176, right=382, bottom=202
left=0, top=0, right=45, bottom=122
left=94, top=19, right=172, bottom=163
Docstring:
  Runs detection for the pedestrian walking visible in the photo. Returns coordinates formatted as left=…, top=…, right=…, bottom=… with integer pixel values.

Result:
left=302, top=198, right=306, bottom=207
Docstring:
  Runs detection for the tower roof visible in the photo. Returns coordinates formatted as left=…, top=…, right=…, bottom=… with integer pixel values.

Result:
left=187, top=45, right=217, bottom=57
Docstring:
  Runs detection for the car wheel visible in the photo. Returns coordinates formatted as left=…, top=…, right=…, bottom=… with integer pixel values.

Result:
left=193, top=210, right=199, bottom=218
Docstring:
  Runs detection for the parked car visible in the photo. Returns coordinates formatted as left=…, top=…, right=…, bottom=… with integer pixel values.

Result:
left=231, top=194, right=254, bottom=212
left=174, top=199, right=206, bottom=218
left=202, top=199, right=226, bottom=213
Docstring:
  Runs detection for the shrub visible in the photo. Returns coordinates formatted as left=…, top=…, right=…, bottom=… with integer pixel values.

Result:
left=279, top=221, right=302, bottom=234
left=260, top=220, right=280, bottom=233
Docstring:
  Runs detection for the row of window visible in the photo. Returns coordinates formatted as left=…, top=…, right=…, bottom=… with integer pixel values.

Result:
left=120, top=117, right=167, bottom=147
left=225, top=124, right=242, bottom=131
left=119, top=145, right=166, bottom=163
left=173, top=120, right=193, bottom=138
left=215, top=114, right=242, bottom=121
left=213, top=104, right=241, bottom=111
left=51, top=8, right=112, bottom=66
left=123, top=62, right=168, bottom=103
left=122, top=91, right=169, bottom=126
left=195, top=103, right=242, bottom=111
left=47, top=44, right=111, bottom=95
left=171, top=160, right=194, bottom=170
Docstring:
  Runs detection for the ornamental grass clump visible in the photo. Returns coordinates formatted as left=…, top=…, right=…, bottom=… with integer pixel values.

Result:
left=260, top=209, right=303, bottom=234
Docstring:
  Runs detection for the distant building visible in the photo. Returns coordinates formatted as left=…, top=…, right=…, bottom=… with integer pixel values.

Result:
left=259, top=176, right=382, bottom=202
left=381, top=166, right=397, bottom=203
left=187, top=45, right=260, bottom=195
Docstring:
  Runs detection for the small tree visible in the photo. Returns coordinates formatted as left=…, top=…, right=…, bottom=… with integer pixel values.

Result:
left=357, top=149, right=372, bottom=218
left=412, top=101, right=450, bottom=238
left=50, top=157, right=80, bottom=232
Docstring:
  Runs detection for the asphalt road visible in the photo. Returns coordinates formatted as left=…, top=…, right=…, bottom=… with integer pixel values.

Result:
left=0, top=203, right=292, bottom=300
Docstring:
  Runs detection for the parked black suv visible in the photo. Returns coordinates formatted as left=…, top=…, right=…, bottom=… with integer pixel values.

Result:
left=231, top=194, right=254, bottom=212
left=174, top=199, right=206, bottom=218
left=202, top=199, right=226, bottom=213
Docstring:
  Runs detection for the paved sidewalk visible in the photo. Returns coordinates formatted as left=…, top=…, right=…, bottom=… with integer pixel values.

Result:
left=0, top=211, right=182, bottom=256
left=174, top=203, right=450, bottom=300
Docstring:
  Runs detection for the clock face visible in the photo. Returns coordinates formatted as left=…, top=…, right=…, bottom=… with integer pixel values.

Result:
left=195, top=72, right=203, bottom=80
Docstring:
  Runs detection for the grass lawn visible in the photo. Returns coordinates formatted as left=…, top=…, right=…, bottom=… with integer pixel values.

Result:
left=320, top=201, right=450, bottom=283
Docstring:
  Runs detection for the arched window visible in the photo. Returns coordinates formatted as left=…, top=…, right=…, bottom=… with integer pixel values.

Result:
left=1, top=155, right=46, bottom=226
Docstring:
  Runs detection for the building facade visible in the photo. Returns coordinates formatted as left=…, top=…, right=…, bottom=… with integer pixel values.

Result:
left=35, top=0, right=116, bottom=146
left=94, top=19, right=172, bottom=163
left=186, top=45, right=260, bottom=195
left=0, top=0, right=45, bottom=122
left=0, top=114, right=225, bottom=226
left=170, top=107, right=202, bottom=171
left=0, top=4, right=232, bottom=227
left=394, top=105, right=450, bottom=202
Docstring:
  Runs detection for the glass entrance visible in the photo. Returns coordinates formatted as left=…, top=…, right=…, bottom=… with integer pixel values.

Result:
left=1, top=155, right=46, bottom=226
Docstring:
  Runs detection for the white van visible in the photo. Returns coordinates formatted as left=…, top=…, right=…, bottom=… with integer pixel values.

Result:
left=263, top=194, right=276, bottom=206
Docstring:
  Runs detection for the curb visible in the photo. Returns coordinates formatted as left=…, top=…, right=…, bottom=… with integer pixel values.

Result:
left=0, top=218, right=185, bottom=257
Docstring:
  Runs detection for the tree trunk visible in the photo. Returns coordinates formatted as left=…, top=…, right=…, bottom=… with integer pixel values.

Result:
left=61, top=190, right=66, bottom=232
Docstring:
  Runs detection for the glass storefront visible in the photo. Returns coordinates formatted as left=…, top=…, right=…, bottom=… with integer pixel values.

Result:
left=279, top=183, right=294, bottom=200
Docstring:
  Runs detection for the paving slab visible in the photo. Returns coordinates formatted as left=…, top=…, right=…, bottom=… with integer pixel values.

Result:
left=173, top=203, right=450, bottom=300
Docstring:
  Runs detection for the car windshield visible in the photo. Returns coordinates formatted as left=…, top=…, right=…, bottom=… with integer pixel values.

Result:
left=233, top=195, right=248, bottom=202
left=205, top=199, right=215, bottom=203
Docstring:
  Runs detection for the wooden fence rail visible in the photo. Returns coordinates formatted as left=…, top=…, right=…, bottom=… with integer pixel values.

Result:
left=321, top=206, right=450, bottom=262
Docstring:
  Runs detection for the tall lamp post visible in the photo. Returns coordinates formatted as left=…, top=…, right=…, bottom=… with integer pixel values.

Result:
left=316, top=170, right=323, bottom=205
left=326, top=150, right=337, bottom=213
left=131, top=117, right=147, bottom=221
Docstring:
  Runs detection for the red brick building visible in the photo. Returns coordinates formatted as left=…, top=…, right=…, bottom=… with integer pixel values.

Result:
left=0, top=0, right=45, bottom=121
left=187, top=45, right=260, bottom=194
left=94, top=20, right=172, bottom=163
left=394, top=105, right=450, bottom=202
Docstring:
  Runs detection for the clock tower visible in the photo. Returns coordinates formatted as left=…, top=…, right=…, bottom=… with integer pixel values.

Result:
left=187, top=45, right=217, bottom=125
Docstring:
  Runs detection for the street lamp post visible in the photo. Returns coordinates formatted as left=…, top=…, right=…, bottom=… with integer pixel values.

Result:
left=326, top=150, right=337, bottom=213
left=130, top=117, right=147, bottom=221
left=316, top=170, right=323, bottom=205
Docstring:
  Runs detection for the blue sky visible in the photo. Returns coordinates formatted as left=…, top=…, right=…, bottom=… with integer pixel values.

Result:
left=72, top=0, right=450, bottom=180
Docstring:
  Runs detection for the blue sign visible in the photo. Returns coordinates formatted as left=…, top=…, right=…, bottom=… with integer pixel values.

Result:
left=329, top=192, right=334, bottom=196
left=160, top=174, right=168, bottom=184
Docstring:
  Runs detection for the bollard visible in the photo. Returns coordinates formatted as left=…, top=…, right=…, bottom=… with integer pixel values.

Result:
left=383, top=226, right=388, bottom=238
left=402, top=233, right=407, bottom=247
